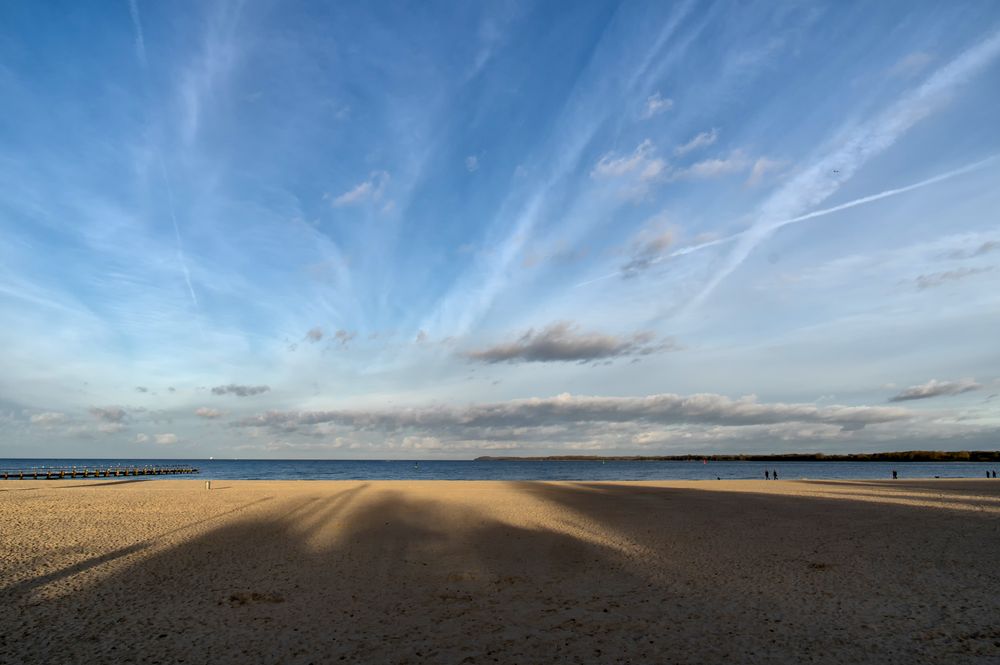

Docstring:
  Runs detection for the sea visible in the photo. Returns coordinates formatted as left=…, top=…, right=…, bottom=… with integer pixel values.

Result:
left=1, top=458, right=998, bottom=481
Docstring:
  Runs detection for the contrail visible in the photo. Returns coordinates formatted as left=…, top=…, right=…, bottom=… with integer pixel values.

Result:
left=127, top=0, right=148, bottom=69
left=577, top=28, right=1000, bottom=294
left=128, top=1, right=199, bottom=310
left=158, top=155, right=199, bottom=308
left=756, top=155, right=998, bottom=236
left=575, top=154, right=997, bottom=288
left=683, top=28, right=1000, bottom=309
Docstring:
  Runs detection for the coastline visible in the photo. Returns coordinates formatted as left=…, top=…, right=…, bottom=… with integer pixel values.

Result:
left=2, top=479, right=998, bottom=663
left=4, top=457, right=999, bottom=483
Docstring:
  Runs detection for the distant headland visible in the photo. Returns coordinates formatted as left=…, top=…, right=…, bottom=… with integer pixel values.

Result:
left=475, top=450, right=1000, bottom=462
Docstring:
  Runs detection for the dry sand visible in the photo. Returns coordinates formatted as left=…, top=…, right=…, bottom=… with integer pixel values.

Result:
left=1, top=478, right=999, bottom=664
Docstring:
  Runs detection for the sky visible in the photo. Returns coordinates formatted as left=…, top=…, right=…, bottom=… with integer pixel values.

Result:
left=1, top=1, right=999, bottom=459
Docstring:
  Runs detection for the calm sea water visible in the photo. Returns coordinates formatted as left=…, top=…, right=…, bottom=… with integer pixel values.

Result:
left=1, top=458, right=998, bottom=481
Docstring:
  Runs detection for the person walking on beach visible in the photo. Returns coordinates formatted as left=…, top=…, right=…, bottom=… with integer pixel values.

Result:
left=765, top=470, right=770, bottom=480
left=892, top=470, right=897, bottom=480
left=773, top=469, right=778, bottom=480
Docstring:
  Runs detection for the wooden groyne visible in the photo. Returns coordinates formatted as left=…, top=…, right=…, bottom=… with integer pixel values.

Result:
left=0, top=465, right=199, bottom=480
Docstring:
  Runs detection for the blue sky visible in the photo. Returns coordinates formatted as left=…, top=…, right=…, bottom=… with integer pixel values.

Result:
left=2, top=1, right=999, bottom=458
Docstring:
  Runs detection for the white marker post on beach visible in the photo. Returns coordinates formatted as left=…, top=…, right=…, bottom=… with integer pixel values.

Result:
left=206, top=480, right=211, bottom=490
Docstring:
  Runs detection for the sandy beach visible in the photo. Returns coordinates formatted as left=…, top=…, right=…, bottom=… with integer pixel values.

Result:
left=1, top=479, right=998, bottom=664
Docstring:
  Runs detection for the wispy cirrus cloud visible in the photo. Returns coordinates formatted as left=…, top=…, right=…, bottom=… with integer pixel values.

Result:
left=463, top=322, right=677, bottom=364
left=888, top=51, right=934, bottom=78
left=889, top=378, right=982, bottom=402
left=745, top=157, right=785, bottom=186
left=195, top=407, right=224, bottom=419
left=578, top=158, right=994, bottom=288
left=127, top=0, right=148, bottom=68
left=127, top=0, right=201, bottom=314
left=686, top=29, right=1000, bottom=308
left=414, top=5, right=698, bottom=339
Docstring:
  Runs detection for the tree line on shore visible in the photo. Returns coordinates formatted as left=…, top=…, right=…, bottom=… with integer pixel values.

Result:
left=475, top=450, right=1000, bottom=462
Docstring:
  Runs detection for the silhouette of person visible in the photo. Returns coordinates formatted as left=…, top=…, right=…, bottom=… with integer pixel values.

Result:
left=993, top=470, right=997, bottom=478
left=765, top=470, right=770, bottom=480
left=773, top=469, right=778, bottom=480
left=892, top=470, right=897, bottom=480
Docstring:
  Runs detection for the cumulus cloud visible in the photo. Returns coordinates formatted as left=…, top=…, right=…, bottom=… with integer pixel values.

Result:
left=591, top=139, right=667, bottom=182
left=135, top=433, right=149, bottom=443
left=676, top=151, right=750, bottom=179
left=592, top=140, right=763, bottom=196
left=211, top=384, right=271, bottom=397
left=195, top=407, right=224, bottom=419
left=674, top=128, right=719, bottom=156
left=89, top=407, right=127, bottom=423
left=236, top=392, right=910, bottom=437
left=944, top=240, right=998, bottom=260
left=621, top=228, right=675, bottom=279
left=463, top=322, right=677, bottom=364
left=642, top=92, right=673, bottom=118
left=154, top=433, right=178, bottom=445
left=330, top=171, right=390, bottom=207
left=889, top=378, right=982, bottom=402
left=334, top=329, right=357, bottom=346
left=915, top=267, right=992, bottom=289
left=30, top=412, right=66, bottom=426
left=305, top=327, right=324, bottom=342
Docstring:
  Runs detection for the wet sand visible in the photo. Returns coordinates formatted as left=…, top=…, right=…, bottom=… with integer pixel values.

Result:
left=1, top=479, right=999, bottom=664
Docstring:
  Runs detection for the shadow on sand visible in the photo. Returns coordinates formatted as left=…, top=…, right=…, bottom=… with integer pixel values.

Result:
left=1, top=481, right=998, bottom=664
